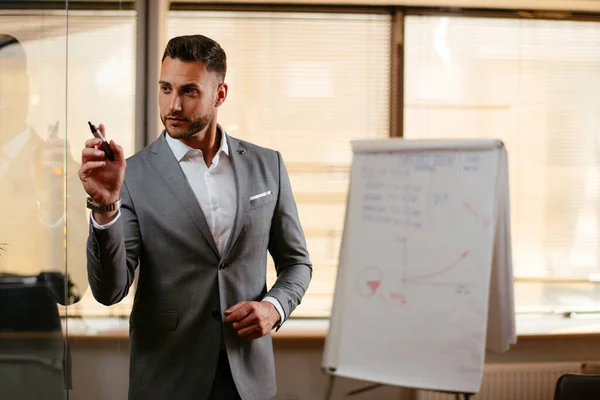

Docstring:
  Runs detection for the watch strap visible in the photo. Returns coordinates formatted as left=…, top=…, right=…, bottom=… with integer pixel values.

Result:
left=86, top=197, right=122, bottom=213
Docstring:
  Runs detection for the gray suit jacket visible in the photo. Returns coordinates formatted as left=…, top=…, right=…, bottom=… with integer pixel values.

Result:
left=86, top=131, right=312, bottom=400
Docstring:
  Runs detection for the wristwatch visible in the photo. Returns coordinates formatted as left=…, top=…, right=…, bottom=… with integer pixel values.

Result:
left=86, top=196, right=122, bottom=213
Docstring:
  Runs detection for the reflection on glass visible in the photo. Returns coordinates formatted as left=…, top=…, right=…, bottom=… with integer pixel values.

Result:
left=0, top=9, right=138, bottom=321
left=0, top=32, right=87, bottom=398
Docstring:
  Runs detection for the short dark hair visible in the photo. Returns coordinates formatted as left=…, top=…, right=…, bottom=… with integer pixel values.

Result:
left=162, top=35, right=226, bottom=81
left=0, top=33, right=27, bottom=72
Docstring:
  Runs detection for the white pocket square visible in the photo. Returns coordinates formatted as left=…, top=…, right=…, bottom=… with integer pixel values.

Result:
left=249, top=191, right=271, bottom=201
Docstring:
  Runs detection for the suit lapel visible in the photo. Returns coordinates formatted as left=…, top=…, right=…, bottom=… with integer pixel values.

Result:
left=223, top=136, right=251, bottom=259
left=148, top=132, right=219, bottom=258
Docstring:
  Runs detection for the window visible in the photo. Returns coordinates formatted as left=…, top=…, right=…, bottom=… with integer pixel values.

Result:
left=0, top=8, right=137, bottom=318
left=66, top=10, right=138, bottom=316
left=65, top=10, right=138, bottom=317
left=404, top=15, right=600, bottom=314
left=167, top=11, right=392, bottom=317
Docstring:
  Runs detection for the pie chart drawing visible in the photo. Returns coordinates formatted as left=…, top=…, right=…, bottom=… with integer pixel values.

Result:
left=356, top=267, right=382, bottom=297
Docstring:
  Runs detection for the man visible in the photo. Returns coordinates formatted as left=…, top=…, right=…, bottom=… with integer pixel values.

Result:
left=78, top=34, right=312, bottom=400
left=0, top=33, right=88, bottom=398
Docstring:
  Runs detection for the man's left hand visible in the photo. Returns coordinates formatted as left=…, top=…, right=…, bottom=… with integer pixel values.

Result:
left=224, top=301, right=280, bottom=341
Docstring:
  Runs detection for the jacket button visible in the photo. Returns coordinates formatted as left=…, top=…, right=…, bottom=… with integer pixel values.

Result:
left=219, top=263, right=229, bottom=270
left=212, top=310, right=221, bottom=320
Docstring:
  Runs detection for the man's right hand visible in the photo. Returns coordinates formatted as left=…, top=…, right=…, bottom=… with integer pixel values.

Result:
left=78, top=124, right=126, bottom=223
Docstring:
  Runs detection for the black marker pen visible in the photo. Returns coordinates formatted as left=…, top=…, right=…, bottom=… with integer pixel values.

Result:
left=87, top=121, right=115, bottom=161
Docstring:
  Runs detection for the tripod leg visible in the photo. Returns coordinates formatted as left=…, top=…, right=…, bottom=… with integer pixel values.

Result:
left=325, top=375, right=335, bottom=400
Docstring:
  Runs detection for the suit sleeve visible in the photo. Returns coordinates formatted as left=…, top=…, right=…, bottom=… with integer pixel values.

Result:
left=86, top=181, right=141, bottom=306
left=265, top=151, right=312, bottom=327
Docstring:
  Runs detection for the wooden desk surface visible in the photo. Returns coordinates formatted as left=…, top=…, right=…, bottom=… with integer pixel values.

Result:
left=61, top=314, right=600, bottom=341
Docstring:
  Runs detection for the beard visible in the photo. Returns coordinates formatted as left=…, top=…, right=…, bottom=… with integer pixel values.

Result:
left=161, top=107, right=214, bottom=140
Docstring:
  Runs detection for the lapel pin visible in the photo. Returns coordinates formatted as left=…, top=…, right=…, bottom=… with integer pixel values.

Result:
left=237, top=149, right=246, bottom=155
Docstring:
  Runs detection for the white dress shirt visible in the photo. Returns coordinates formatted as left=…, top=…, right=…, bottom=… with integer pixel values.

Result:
left=166, top=130, right=237, bottom=255
left=1, top=127, right=64, bottom=229
left=92, top=130, right=284, bottom=324
left=0, top=127, right=31, bottom=179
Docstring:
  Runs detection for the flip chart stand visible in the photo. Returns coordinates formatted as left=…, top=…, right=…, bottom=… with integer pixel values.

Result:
left=324, top=374, right=476, bottom=400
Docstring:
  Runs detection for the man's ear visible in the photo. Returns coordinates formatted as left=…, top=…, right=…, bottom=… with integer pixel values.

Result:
left=215, top=82, right=228, bottom=107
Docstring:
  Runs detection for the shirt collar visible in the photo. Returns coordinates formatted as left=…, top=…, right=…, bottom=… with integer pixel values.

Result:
left=165, top=126, right=229, bottom=163
left=1, top=126, right=31, bottom=160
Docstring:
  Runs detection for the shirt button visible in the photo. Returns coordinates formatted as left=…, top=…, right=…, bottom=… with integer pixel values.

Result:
left=212, top=310, right=221, bottom=320
left=212, top=205, right=219, bottom=211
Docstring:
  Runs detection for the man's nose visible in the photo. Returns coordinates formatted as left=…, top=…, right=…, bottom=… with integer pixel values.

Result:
left=170, top=94, right=182, bottom=112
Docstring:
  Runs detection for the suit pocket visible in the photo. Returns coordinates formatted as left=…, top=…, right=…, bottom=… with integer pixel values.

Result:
left=130, top=310, right=178, bottom=330
left=249, top=191, right=275, bottom=210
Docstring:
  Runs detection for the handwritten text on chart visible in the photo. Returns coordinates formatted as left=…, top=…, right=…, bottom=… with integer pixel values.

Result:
left=359, top=152, right=483, bottom=227
left=361, top=153, right=481, bottom=177
left=361, top=174, right=428, bottom=228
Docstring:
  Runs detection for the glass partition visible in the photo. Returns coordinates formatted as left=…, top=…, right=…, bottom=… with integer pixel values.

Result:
left=0, top=4, right=71, bottom=399
left=0, top=2, right=137, bottom=398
